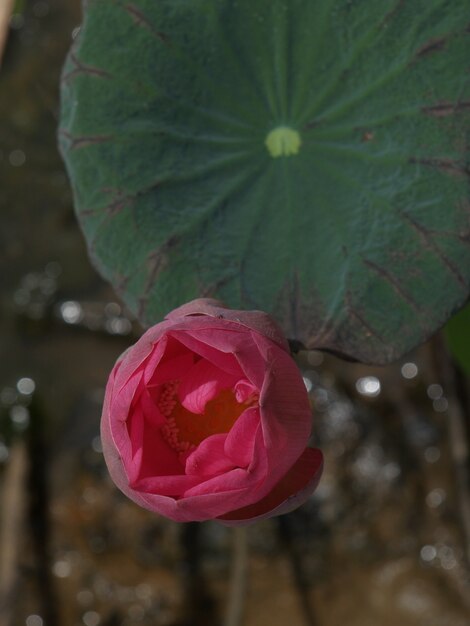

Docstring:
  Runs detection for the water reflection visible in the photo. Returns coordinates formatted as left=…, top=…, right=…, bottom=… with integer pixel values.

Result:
left=9, top=149, right=26, bottom=166
left=356, top=376, right=381, bottom=397
left=401, top=362, right=418, bottom=379
left=53, top=560, right=72, bottom=579
left=420, top=544, right=437, bottom=563
left=77, top=589, right=94, bottom=607
left=427, top=384, right=443, bottom=400
left=424, top=446, right=441, bottom=464
left=10, top=404, right=29, bottom=427
left=60, top=300, right=83, bottom=325
left=82, top=611, right=100, bottom=626
left=426, top=488, right=446, bottom=509
left=433, top=397, right=448, bottom=413
left=17, top=377, right=35, bottom=395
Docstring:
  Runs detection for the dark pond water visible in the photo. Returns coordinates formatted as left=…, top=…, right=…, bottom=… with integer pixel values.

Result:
left=1, top=2, right=469, bottom=626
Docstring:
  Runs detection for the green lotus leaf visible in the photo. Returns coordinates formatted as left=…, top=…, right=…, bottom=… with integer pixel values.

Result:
left=60, top=0, right=470, bottom=363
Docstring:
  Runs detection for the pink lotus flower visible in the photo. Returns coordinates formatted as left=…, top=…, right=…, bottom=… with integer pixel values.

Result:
left=101, top=299, right=323, bottom=524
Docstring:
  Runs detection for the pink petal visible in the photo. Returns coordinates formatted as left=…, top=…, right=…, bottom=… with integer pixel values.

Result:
left=101, top=388, right=136, bottom=499
left=165, top=298, right=224, bottom=319
left=178, top=358, right=240, bottom=414
left=184, top=434, right=236, bottom=477
left=113, top=319, right=173, bottom=392
left=104, top=405, right=201, bottom=502
left=126, top=404, right=146, bottom=483
left=182, top=467, right=252, bottom=498
left=253, top=332, right=313, bottom=486
left=182, top=433, right=270, bottom=504
left=218, top=447, right=323, bottom=525
left=131, top=473, right=202, bottom=496
left=170, top=324, right=267, bottom=390
left=139, top=387, right=166, bottom=428
left=111, top=369, right=145, bottom=422
left=146, top=351, right=194, bottom=388
left=224, top=407, right=260, bottom=467
left=169, top=327, right=244, bottom=376
left=141, top=333, right=168, bottom=384
left=127, top=401, right=190, bottom=491
left=166, top=298, right=289, bottom=352
left=234, top=380, right=258, bottom=403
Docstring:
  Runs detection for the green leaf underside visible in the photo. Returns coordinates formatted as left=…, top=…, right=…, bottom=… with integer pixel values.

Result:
left=445, top=304, right=470, bottom=376
left=60, top=0, right=470, bottom=363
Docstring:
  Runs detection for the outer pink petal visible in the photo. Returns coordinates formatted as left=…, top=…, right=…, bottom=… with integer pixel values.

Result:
left=253, top=332, right=312, bottom=485
left=166, top=298, right=289, bottom=352
left=110, top=369, right=144, bottom=423
left=101, top=363, right=142, bottom=501
left=170, top=326, right=266, bottom=389
left=178, top=358, right=240, bottom=414
left=112, top=319, right=173, bottom=392
left=218, top=447, right=324, bottom=525
left=141, top=333, right=169, bottom=384
left=168, top=328, right=244, bottom=376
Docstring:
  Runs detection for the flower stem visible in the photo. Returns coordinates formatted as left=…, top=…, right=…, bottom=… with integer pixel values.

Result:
left=224, top=527, right=248, bottom=626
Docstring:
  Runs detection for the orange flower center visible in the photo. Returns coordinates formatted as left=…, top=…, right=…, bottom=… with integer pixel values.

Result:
left=158, top=380, right=254, bottom=454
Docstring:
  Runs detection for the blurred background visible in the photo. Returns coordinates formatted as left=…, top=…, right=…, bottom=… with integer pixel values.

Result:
left=1, top=2, right=470, bottom=625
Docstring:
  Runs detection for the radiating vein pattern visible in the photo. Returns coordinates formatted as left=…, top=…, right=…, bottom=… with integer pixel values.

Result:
left=60, top=0, right=470, bottom=364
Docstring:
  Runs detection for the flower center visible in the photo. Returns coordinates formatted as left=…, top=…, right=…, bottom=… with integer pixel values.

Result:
left=159, top=381, right=252, bottom=454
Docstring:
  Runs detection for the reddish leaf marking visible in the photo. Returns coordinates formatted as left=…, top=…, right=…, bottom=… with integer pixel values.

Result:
left=124, top=4, right=170, bottom=44
left=59, top=129, right=111, bottom=151
left=409, top=156, right=469, bottom=178
left=361, top=131, right=375, bottom=142
left=112, top=273, right=130, bottom=297
left=62, top=53, right=111, bottom=85
left=362, top=257, right=422, bottom=315
left=415, top=36, right=447, bottom=58
left=422, top=101, right=470, bottom=117
left=303, top=119, right=322, bottom=131
left=344, top=290, right=389, bottom=346
left=200, top=273, right=236, bottom=299
left=398, top=211, right=468, bottom=291
left=137, top=236, right=179, bottom=320
left=379, top=0, right=405, bottom=29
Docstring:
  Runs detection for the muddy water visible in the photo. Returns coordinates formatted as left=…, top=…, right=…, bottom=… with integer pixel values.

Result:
left=1, top=3, right=469, bottom=626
